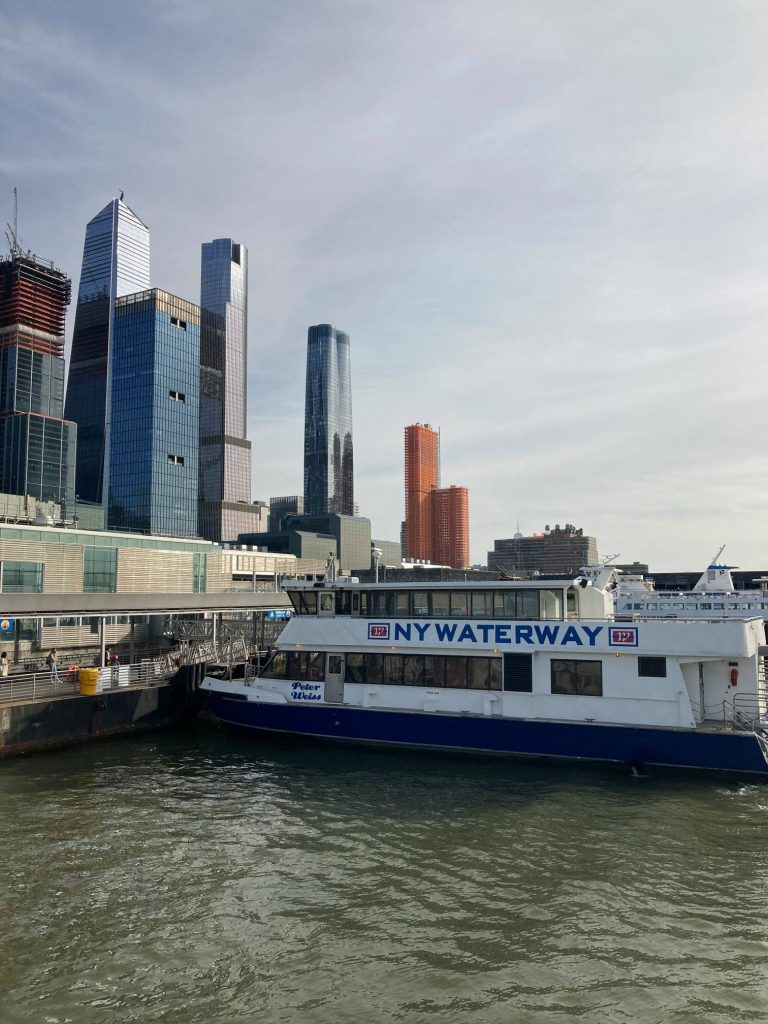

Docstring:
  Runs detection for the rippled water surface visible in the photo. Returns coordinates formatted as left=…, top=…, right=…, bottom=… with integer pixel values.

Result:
left=2, top=726, right=768, bottom=1023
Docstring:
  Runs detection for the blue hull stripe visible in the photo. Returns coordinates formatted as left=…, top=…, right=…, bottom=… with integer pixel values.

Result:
left=207, top=698, right=768, bottom=776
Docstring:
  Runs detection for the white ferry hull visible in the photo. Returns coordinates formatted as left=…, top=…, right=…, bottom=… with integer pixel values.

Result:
left=206, top=693, right=768, bottom=777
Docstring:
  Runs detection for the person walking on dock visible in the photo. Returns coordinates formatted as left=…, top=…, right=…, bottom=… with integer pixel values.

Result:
left=46, top=649, right=59, bottom=681
left=0, top=652, right=8, bottom=678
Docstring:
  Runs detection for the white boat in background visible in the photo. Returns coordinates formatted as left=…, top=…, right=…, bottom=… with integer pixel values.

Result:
left=611, top=547, right=768, bottom=634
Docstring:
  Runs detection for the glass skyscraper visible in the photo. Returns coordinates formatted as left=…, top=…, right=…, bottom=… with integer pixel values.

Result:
left=199, top=238, right=260, bottom=542
left=303, top=323, right=354, bottom=516
left=65, top=196, right=150, bottom=504
left=107, top=289, right=199, bottom=537
left=0, top=252, right=76, bottom=510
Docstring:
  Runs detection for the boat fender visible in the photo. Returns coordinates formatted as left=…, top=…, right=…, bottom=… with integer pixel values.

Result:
left=730, top=668, right=739, bottom=687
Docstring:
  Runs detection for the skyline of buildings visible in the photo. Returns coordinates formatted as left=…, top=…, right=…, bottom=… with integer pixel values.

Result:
left=1, top=191, right=601, bottom=571
left=65, top=197, right=151, bottom=505
left=303, top=323, right=354, bottom=518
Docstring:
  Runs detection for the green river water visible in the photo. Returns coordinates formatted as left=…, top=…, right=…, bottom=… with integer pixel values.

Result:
left=1, top=725, right=767, bottom=1023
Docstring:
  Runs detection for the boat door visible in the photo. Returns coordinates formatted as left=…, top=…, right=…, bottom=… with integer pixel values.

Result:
left=325, top=653, right=345, bottom=703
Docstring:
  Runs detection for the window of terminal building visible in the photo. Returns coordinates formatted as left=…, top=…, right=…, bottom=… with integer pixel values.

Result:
left=168, top=453, right=185, bottom=466
left=1, top=560, right=43, bottom=593
left=83, top=548, right=117, bottom=593
left=170, top=316, right=187, bottom=331
left=169, top=390, right=186, bottom=403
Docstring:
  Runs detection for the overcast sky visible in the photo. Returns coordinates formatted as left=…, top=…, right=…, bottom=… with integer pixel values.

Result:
left=1, top=1, right=766, bottom=570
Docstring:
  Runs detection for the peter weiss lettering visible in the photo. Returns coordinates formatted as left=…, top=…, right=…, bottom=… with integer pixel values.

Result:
left=373, top=622, right=607, bottom=647
left=291, top=681, right=323, bottom=702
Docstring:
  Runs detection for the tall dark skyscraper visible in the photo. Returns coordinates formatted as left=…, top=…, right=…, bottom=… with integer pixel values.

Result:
left=65, top=197, right=150, bottom=504
left=198, top=238, right=260, bottom=542
left=304, top=324, right=354, bottom=516
left=0, top=250, right=76, bottom=508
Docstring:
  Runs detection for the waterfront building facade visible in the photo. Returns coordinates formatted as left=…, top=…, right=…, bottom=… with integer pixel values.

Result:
left=65, top=197, right=150, bottom=504
left=0, top=252, right=77, bottom=509
left=303, top=324, right=354, bottom=516
left=199, top=238, right=260, bottom=542
left=107, top=290, right=200, bottom=537
left=371, top=539, right=402, bottom=569
left=235, top=528, right=338, bottom=564
left=404, top=422, right=439, bottom=561
left=487, top=524, right=598, bottom=577
left=269, top=495, right=304, bottom=533
left=284, top=512, right=370, bottom=574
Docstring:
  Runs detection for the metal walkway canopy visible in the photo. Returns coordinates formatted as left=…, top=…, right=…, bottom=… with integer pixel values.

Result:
left=1, top=592, right=291, bottom=617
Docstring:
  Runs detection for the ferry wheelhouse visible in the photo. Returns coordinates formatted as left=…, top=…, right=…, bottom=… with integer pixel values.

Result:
left=202, top=567, right=768, bottom=776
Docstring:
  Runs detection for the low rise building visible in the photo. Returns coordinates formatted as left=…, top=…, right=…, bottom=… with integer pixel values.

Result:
left=487, top=524, right=598, bottom=577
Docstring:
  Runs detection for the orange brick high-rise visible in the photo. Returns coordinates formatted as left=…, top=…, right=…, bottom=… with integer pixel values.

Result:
left=404, top=423, right=439, bottom=561
left=403, top=424, right=470, bottom=569
left=431, top=484, right=469, bottom=570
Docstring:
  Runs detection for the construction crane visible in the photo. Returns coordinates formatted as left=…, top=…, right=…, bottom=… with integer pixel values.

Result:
left=5, top=187, right=21, bottom=256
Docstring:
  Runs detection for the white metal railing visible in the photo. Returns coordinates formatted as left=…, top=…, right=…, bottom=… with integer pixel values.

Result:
left=0, top=636, right=255, bottom=705
left=0, top=661, right=166, bottom=704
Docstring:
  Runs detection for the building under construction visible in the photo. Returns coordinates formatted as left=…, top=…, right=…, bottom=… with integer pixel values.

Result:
left=0, top=249, right=77, bottom=509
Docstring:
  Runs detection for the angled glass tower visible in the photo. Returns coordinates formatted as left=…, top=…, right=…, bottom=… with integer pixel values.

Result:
left=303, top=323, right=354, bottom=516
left=199, top=238, right=260, bottom=542
left=65, top=197, right=150, bottom=504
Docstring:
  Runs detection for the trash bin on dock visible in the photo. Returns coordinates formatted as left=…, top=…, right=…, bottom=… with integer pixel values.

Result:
left=78, top=667, right=99, bottom=696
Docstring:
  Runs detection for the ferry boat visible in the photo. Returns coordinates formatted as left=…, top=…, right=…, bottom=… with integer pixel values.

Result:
left=612, top=547, right=768, bottom=634
left=201, top=562, right=768, bottom=776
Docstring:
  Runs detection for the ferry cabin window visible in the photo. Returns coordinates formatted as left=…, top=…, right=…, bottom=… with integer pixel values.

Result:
left=471, top=591, right=492, bottom=617
left=445, top=657, right=468, bottom=688
left=551, top=659, right=603, bottom=696
left=346, top=653, right=366, bottom=682
left=319, top=594, right=334, bottom=613
left=343, top=653, right=501, bottom=690
left=335, top=590, right=352, bottom=615
left=540, top=589, right=562, bottom=621
left=503, top=653, right=533, bottom=692
left=261, top=650, right=325, bottom=680
left=354, top=587, right=563, bottom=620
left=288, top=591, right=318, bottom=615
left=638, top=657, right=666, bottom=678
left=424, top=655, right=446, bottom=687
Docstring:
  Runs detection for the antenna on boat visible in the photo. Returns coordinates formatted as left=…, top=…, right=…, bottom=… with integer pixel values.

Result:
left=709, top=544, right=726, bottom=567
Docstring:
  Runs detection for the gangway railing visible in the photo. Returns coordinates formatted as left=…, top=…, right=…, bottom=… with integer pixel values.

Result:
left=0, top=637, right=256, bottom=705
left=723, top=695, right=767, bottom=735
